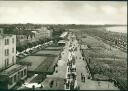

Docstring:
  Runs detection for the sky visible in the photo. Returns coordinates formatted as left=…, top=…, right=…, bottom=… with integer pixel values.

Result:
left=0, top=1, right=127, bottom=24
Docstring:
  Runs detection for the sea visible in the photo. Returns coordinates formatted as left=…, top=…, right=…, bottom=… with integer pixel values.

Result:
left=106, top=26, right=127, bottom=33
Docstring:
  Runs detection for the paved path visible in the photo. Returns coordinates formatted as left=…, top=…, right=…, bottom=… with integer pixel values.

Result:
left=69, top=33, right=119, bottom=90
left=41, top=39, right=70, bottom=90
left=19, top=32, right=119, bottom=90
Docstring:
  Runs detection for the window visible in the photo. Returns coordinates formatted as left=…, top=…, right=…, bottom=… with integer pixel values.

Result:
left=7, top=58, right=9, bottom=66
left=5, top=39, right=9, bottom=45
left=7, top=49, right=9, bottom=56
left=5, top=59, right=6, bottom=67
left=7, top=39, right=9, bottom=45
left=12, top=48, right=14, bottom=53
left=5, top=58, right=9, bottom=67
left=18, top=72, right=20, bottom=79
left=14, top=75, right=17, bottom=82
left=5, top=39, right=6, bottom=45
left=12, top=38, right=14, bottom=44
left=5, top=50, right=6, bottom=56
left=12, top=56, right=14, bottom=64
left=5, top=49, right=9, bottom=56
left=24, top=69, right=27, bottom=76
left=9, top=77, right=13, bottom=85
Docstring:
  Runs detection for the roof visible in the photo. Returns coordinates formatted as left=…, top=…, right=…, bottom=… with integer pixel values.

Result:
left=0, top=64, right=26, bottom=76
left=58, top=40, right=66, bottom=44
left=60, top=32, right=68, bottom=38
left=31, top=31, right=38, bottom=34
left=0, top=34, right=15, bottom=39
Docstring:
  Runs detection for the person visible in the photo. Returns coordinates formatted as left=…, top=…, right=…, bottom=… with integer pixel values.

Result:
left=82, top=75, right=85, bottom=82
left=32, top=85, right=35, bottom=90
left=40, top=84, right=43, bottom=88
left=75, top=68, right=76, bottom=72
left=50, top=80, right=54, bottom=88
left=83, top=76, right=85, bottom=82
left=56, top=70, right=58, bottom=73
left=64, top=79, right=66, bottom=84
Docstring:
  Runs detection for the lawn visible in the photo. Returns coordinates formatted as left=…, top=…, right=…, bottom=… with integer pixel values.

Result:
left=20, top=56, right=47, bottom=71
left=34, top=56, right=58, bottom=74
left=34, top=50, right=60, bottom=56
left=44, top=47, right=62, bottom=50
left=20, top=55, right=58, bottom=74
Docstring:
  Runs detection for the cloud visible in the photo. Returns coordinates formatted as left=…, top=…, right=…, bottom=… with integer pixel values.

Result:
left=101, top=5, right=118, bottom=15
left=0, top=1, right=127, bottom=24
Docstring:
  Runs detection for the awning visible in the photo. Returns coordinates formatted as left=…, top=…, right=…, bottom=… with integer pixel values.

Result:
left=58, top=40, right=66, bottom=44
left=60, top=32, right=68, bottom=38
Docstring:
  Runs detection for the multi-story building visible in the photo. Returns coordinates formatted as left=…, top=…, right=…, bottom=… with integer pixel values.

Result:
left=0, top=29, right=27, bottom=89
left=0, top=32, right=16, bottom=70
left=16, top=35, right=28, bottom=47
left=40, top=27, right=52, bottom=39
left=16, top=26, right=52, bottom=48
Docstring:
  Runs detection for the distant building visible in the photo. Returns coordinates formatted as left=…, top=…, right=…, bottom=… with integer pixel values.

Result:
left=16, top=26, right=52, bottom=47
left=0, top=29, right=27, bottom=89
left=37, top=27, right=53, bottom=40
left=16, top=35, right=28, bottom=47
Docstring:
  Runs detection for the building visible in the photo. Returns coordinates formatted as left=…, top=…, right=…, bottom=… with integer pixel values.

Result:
left=16, top=35, right=28, bottom=47
left=0, top=64, right=27, bottom=89
left=16, top=26, right=52, bottom=48
left=0, top=32, right=16, bottom=71
left=0, top=29, right=27, bottom=89
left=37, top=27, right=52, bottom=40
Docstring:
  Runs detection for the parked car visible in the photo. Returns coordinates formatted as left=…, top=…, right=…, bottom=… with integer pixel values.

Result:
left=17, top=54, right=25, bottom=58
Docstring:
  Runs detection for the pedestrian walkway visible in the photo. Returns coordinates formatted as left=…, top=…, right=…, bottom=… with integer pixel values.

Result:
left=70, top=35, right=119, bottom=90
left=41, top=41, right=70, bottom=90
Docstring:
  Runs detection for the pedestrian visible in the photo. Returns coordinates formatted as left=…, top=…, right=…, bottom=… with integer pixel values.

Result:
left=40, top=84, right=43, bottom=88
left=75, top=68, right=76, bottom=72
left=82, top=75, right=84, bottom=82
left=81, top=73, right=83, bottom=81
left=83, top=76, right=85, bottom=82
left=68, top=67, right=69, bottom=72
left=81, top=76, right=83, bottom=82
left=50, top=80, right=54, bottom=88
left=81, top=73, right=82, bottom=76
left=64, top=79, right=66, bottom=84
left=32, top=85, right=35, bottom=90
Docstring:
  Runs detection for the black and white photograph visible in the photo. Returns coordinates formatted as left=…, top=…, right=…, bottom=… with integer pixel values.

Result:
left=0, top=1, right=127, bottom=90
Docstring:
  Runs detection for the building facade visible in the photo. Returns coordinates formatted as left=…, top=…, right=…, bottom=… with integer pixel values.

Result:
left=0, top=34, right=16, bottom=71
left=0, top=29, right=28, bottom=89
left=16, top=35, right=28, bottom=47
left=16, top=26, right=52, bottom=47
left=0, top=64, right=27, bottom=89
left=37, top=27, right=52, bottom=40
